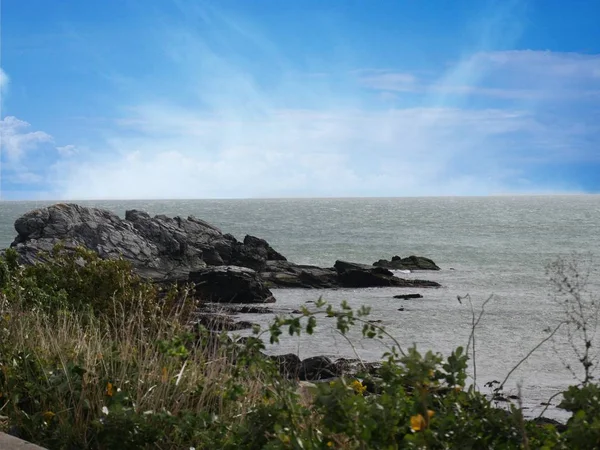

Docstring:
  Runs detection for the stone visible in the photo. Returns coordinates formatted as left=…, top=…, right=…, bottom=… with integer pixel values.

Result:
left=374, top=255, right=441, bottom=271
left=270, top=353, right=302, bottom=378
left=393, top=293, right=423, bottom=300
left=334, top=260, right=440, bottom=288
left=299, top=356, right=340, bottom=381
left=189, top=266, right=276, bottom=304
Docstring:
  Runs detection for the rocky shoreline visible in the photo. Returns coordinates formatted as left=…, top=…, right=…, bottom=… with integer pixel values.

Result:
left=7, top=203, right=441, bottom=300
left=4, top=203, right=443, bottom=381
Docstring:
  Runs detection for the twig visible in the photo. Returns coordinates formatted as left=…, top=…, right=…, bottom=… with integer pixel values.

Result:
left=498, top=321, right=565, bottom=392
left=536, top=390, right=563, bottom=420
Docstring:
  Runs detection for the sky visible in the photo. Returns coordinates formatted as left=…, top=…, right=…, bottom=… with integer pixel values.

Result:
left=1, top=0, right=599, bottom=200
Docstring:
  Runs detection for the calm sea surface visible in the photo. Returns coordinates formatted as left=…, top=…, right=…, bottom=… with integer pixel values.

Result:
left=1, top=196, right=599, bottom=420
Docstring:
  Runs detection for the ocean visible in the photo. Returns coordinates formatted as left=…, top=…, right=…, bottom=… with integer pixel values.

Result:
left=1, top=195, right=599, bottom=420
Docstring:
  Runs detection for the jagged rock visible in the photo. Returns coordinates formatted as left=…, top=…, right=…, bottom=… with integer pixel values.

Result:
left=374, top=255, right=441, bottom=271
left=8, top=204, right=287, bottom=281
left=334, top=260, right=440, bottom=288
left=244, top=235, right=287, bottom=261
left=189, top=266, right=275, bottom=303
left=393, top=293, right=423, bottom=300
left=299, top=356, right=340, bottom=381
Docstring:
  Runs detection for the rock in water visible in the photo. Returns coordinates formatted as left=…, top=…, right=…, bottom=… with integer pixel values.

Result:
left=373, top=255, right=441, bottom=271
left=334, top=260, right=440, bottom=288
left=188, top=266, right=276, bottom=304
left=393, top=293, right=423, bottom=300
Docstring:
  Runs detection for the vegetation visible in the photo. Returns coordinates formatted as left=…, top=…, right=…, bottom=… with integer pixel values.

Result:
left=0, top=246, right=599, bottom=449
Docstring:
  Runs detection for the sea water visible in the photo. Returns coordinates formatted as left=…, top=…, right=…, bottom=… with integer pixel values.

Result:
left=1, top=195, right=599, bottom=420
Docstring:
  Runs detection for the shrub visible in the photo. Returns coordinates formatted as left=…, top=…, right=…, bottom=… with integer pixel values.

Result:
left=1, top=250, right=600, bottom=449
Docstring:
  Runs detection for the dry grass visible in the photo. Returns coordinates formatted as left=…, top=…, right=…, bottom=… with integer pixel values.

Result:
left=0, top=292, right=268, bottom=442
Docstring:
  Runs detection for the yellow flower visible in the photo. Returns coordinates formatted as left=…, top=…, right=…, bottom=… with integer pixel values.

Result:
left=410, top=410, right=434, bottom=432
left=42, top=411, right=55, bottom=421
left=106, top=382, right=114, bottom=397
left=410, top=414, right=426, bottom=432
left=327, top=441, right=334, bottom=447
left=351, top=379, right=367, bottom=395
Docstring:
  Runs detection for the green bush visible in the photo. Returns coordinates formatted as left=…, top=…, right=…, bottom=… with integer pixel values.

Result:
left=1, top=250, right=600, bottom=449
left=1, top=244, right=155, bottom=314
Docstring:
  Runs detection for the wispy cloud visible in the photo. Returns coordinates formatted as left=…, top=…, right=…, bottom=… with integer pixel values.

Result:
left=360, top=51, right=600, bottom=101
left=51, top=100, right=583, bottom=199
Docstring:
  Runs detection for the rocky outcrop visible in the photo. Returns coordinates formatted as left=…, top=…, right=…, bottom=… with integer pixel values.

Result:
left=189, top=266, right=276, bottom=304
left=9, top=204, right=285, bottom=281
left=373, top=255, right=440, bottom=271
left=7, top=204, right=441, bottom=296
left=259, top=260, right=440, bottom=289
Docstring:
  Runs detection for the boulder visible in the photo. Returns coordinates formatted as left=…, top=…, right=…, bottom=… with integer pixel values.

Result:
left=374, top=255, right=440, bottom=271
left=299, top=356, right=340, bottom=381
left=270, top=353, right=302, bottom=379
left=189, top=266, right=276, bottom=303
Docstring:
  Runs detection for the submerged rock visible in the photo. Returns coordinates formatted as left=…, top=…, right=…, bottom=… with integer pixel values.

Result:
left=374, top=255, right=441, bottom=271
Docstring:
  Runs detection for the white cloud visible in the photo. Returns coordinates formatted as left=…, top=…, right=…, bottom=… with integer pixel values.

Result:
left=52, top=102, right=575, bottom=200
left=0, top=116, right=53, bottom=161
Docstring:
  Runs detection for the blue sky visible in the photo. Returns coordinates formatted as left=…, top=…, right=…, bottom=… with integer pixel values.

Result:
left=1, top=0, right=599, bottom=200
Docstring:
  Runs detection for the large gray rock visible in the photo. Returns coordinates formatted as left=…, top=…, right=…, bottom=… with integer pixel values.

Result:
left=9, top=204, right=286, bottom=281
left=189, top=266, right=275, bottom=304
